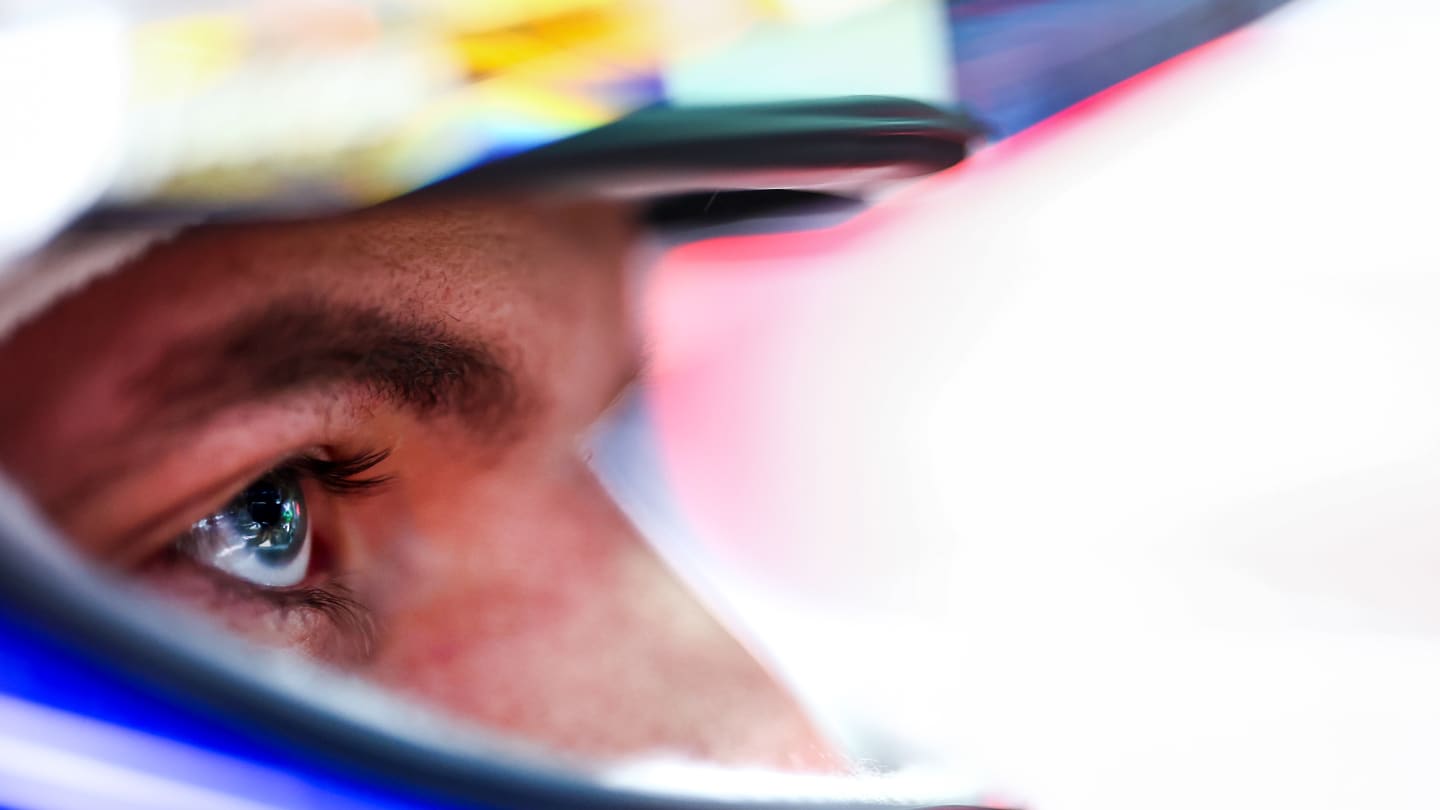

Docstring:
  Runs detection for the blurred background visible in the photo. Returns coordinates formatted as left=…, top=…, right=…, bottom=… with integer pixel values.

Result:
left=630, top=1, right=1440, bottom=807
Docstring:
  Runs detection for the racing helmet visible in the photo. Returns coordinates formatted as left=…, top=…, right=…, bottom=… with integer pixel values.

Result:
left=0, top=1, right=1292, bottom=808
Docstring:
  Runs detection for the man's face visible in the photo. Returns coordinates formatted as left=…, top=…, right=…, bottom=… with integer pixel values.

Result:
left=0, top=192, right=836, bottom=771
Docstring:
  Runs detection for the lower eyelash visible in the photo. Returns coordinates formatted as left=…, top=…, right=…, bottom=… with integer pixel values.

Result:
left=264, top=583, right=378, bottom=663
left=154, top=547, right=378, bottom=664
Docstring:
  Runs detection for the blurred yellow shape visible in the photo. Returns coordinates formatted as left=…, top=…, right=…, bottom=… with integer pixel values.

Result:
left=131, top=15, right=248, bottom=98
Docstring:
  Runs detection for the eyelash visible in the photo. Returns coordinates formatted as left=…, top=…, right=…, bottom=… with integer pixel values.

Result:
left=181, top=569, right=378, bottom=663
left=281, top=447, right=393, bottom=495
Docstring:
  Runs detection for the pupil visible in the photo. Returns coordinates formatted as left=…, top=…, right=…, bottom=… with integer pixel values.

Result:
left=247, top=481, right=282, bottom=526
left=231, top=472, right=305, bottom=564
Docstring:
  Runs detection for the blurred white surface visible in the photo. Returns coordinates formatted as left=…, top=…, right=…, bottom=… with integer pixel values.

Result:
left=646, top=0, right=1440, bottom=807
left=0, top=2, right=126, bottom=265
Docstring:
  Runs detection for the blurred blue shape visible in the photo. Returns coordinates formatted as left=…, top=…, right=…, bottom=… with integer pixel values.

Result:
left=0, top=607, right=444, bottom=810
left=947, top=0, right=1293, bottom=136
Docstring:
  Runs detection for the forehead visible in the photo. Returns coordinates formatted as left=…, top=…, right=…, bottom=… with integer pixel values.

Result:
left=7, top=193, right=635, bottom=352
left=137, top=195, right=631, bottom=310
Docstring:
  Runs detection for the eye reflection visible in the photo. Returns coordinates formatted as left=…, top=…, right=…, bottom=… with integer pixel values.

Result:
left=179, top=470, right=312, bottom=588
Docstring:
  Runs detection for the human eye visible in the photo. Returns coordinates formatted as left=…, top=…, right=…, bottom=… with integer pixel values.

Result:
left=175, top=449, right=390, bottom=588
left=144, top=448, right=393, bottom=664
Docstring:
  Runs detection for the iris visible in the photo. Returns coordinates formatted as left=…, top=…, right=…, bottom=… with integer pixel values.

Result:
left=181, top=470, right=312, bottom=587
left=235, top=475, right=306, bottom=564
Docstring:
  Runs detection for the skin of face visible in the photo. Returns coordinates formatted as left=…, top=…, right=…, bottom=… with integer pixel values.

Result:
left=0, top=190, right=839, bottom=772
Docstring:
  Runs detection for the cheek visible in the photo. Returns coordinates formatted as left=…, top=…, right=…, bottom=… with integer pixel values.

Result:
left=351, top=439, right=841, bottom=770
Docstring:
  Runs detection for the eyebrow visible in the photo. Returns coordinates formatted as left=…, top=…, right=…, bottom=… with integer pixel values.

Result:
left=130, top=299, right=519, bottom=431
